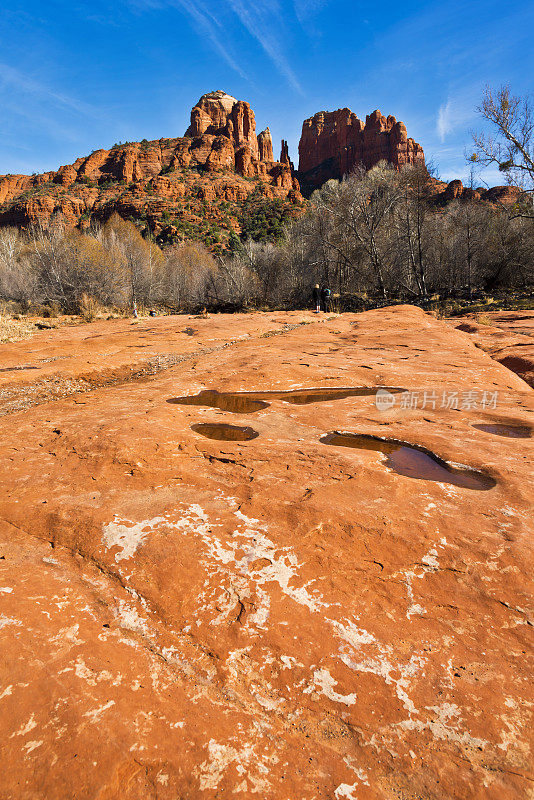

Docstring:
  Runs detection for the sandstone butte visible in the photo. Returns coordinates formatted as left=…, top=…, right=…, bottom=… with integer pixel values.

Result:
left=0, top=90, right=302, bottom=249
left=298, top=108, right=425, bottom=191
left=296, top=107, right=525, bottom=207
left=0, top=305, right=533, bottom=799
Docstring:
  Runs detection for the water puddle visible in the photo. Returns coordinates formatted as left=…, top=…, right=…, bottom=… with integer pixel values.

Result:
left=168, top=387, right=404, bottom=414
left=169, top=390, right=270, bottom=414
left=273, top=387, right=405, bottom=405
left=0, top=365, right=39, bottom=373
left=472, top=423, right=532, bottom=439
left=191, top=422, right=259, bottom=441
left=320, top=432, right=496, bottom=490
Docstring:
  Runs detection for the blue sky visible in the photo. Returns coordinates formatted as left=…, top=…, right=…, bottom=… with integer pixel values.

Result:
left=1, top=0, right=533, bottom=185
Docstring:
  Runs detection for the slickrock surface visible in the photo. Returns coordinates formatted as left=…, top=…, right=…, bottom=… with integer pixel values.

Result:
left=298, top=108, right=425, bottom=192
left=449, top=311, right=534, bottom=388
left=1, top=306, right=533, bottom=799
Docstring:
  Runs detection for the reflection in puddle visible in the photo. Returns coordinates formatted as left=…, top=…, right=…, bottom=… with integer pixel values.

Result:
left=169, top=390, right=270, bottom=414
left=321, top=432, right=496, bottom=491
left=168, top=387, right=404, bottom=414
left=191, top=422, right=259, bottom=441
left=274, top=387, right=405, bottom=405
left=473, top=423, right=531, bottom=439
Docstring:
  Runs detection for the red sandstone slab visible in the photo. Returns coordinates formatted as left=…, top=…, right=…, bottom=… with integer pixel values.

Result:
left=1, top=306, right=532, bottom=799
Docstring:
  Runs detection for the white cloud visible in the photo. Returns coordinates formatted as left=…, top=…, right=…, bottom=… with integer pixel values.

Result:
left=436, top=90, right=480, bottom=143
left=126, top=0, right=304, bottom=92
left=293, top=0, right=328, bottom=23
left=437, top=99, right=453, bottom=142
left=127, top=0, right=247, bottom=80
left=0, top=62, right=99, bottom=118
left=174, top=0, right=248, bottom=80
left=228, top=0, right=303, bottom=93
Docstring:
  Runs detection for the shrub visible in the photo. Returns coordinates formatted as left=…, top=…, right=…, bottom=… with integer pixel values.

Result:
left=78, top=293, right=101, bottom=322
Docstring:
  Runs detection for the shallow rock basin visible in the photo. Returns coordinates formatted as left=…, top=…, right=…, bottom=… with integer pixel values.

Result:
left=472, top=422, right=532, bottom=439
left=168, top=386, right=405, bottom=413
left=0, top=365, right=38, bottom=372
left=191, top=422, right=259, bottom=441
left=321, top=432, right=496, bottom=490
left=169, top=390, right=270, bottom=414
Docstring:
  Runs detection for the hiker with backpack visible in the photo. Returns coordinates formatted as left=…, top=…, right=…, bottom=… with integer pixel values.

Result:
left=320, top=285, right=331, bottom=312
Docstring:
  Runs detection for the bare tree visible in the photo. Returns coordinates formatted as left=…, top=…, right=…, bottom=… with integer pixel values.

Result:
left=339, top=164, right=401, bottom=299
left=101, top=214, right=164, bottom=308
left=470, top=85, right=534, bottom=217
left=161, top=242, right=218, bottom=308
left=394, top=164, right=434, bottom=297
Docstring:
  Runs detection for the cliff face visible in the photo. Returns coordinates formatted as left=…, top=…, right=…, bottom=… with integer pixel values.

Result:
left=0, top=90, right=302, bottom=250
left=298, top=107, right=425, bottom=192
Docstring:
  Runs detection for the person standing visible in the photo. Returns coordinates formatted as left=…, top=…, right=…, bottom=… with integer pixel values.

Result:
left=320, top=284, right=331, bottom=312
left=312, top=284, right=321, bottom=313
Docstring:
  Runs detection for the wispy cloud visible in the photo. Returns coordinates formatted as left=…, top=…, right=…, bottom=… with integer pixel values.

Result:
left=126, top=0, right=304, bottom=92
left=127, top=0, right=247, bottom=80
left=0, top=62, right=100, bottom=118
left=172, top=0, right=248, bottom=80
left=227, top=0, right=303, bottom=93
left=436, top=88, right=479, bottom=143
left=437, top=99, right=453, bottom=142
left=293, top=0, right=328, bottom=24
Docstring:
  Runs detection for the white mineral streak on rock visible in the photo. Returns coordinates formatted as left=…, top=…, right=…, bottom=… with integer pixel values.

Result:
left=334, top=783, right=358, bottom=800
left=115, top=600, right=150, bottom=636
left=82, top=700, right=115, bottom=723
left=253, top=692, right=282, bottom=711
left=304, top=668, right=357, bottom=705
left=280, top=655, right=302, bottom=669
left=0, top=615, right=22, bottom=629
left=196, top=738, right=275, bottom=793
left=23, top=741, right=43, bottom=754
left=10, top=713, right=37, bottom=737
left=50, top=624, right=83, bottom=645
left=71, top=657, right=119, bottom=686
left=340, top=652, right=425, bottom=715
left=343, top=756, right=370, bottom=785
left=331, top=619, right=375, bottom=647
left=398, top=702, right=489, bottom=748
left=231, top=508, right=328, bottom=613
left=395, top=541, right=447, bottom=619
left=164, top=501, right=327, bottom=622
left=95, top=495, right=485, bottom=753
left=102, top=516, right=166, bottom=562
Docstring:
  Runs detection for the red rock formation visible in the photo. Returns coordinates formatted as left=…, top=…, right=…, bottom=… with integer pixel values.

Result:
left=432, top=179, right=523, bottom=207
left=280, top=140, right=294, bottom=171
left=185, top=91, right=291, bottom=177
left=298, top=107, right=425, bottom=191
left=0, top=90, right=302, bottom=244
left=257, top=128, right=274, bottom=162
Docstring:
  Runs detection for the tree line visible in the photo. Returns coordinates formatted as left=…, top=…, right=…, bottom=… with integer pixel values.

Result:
left=0, top=84, right=532, bottom=316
